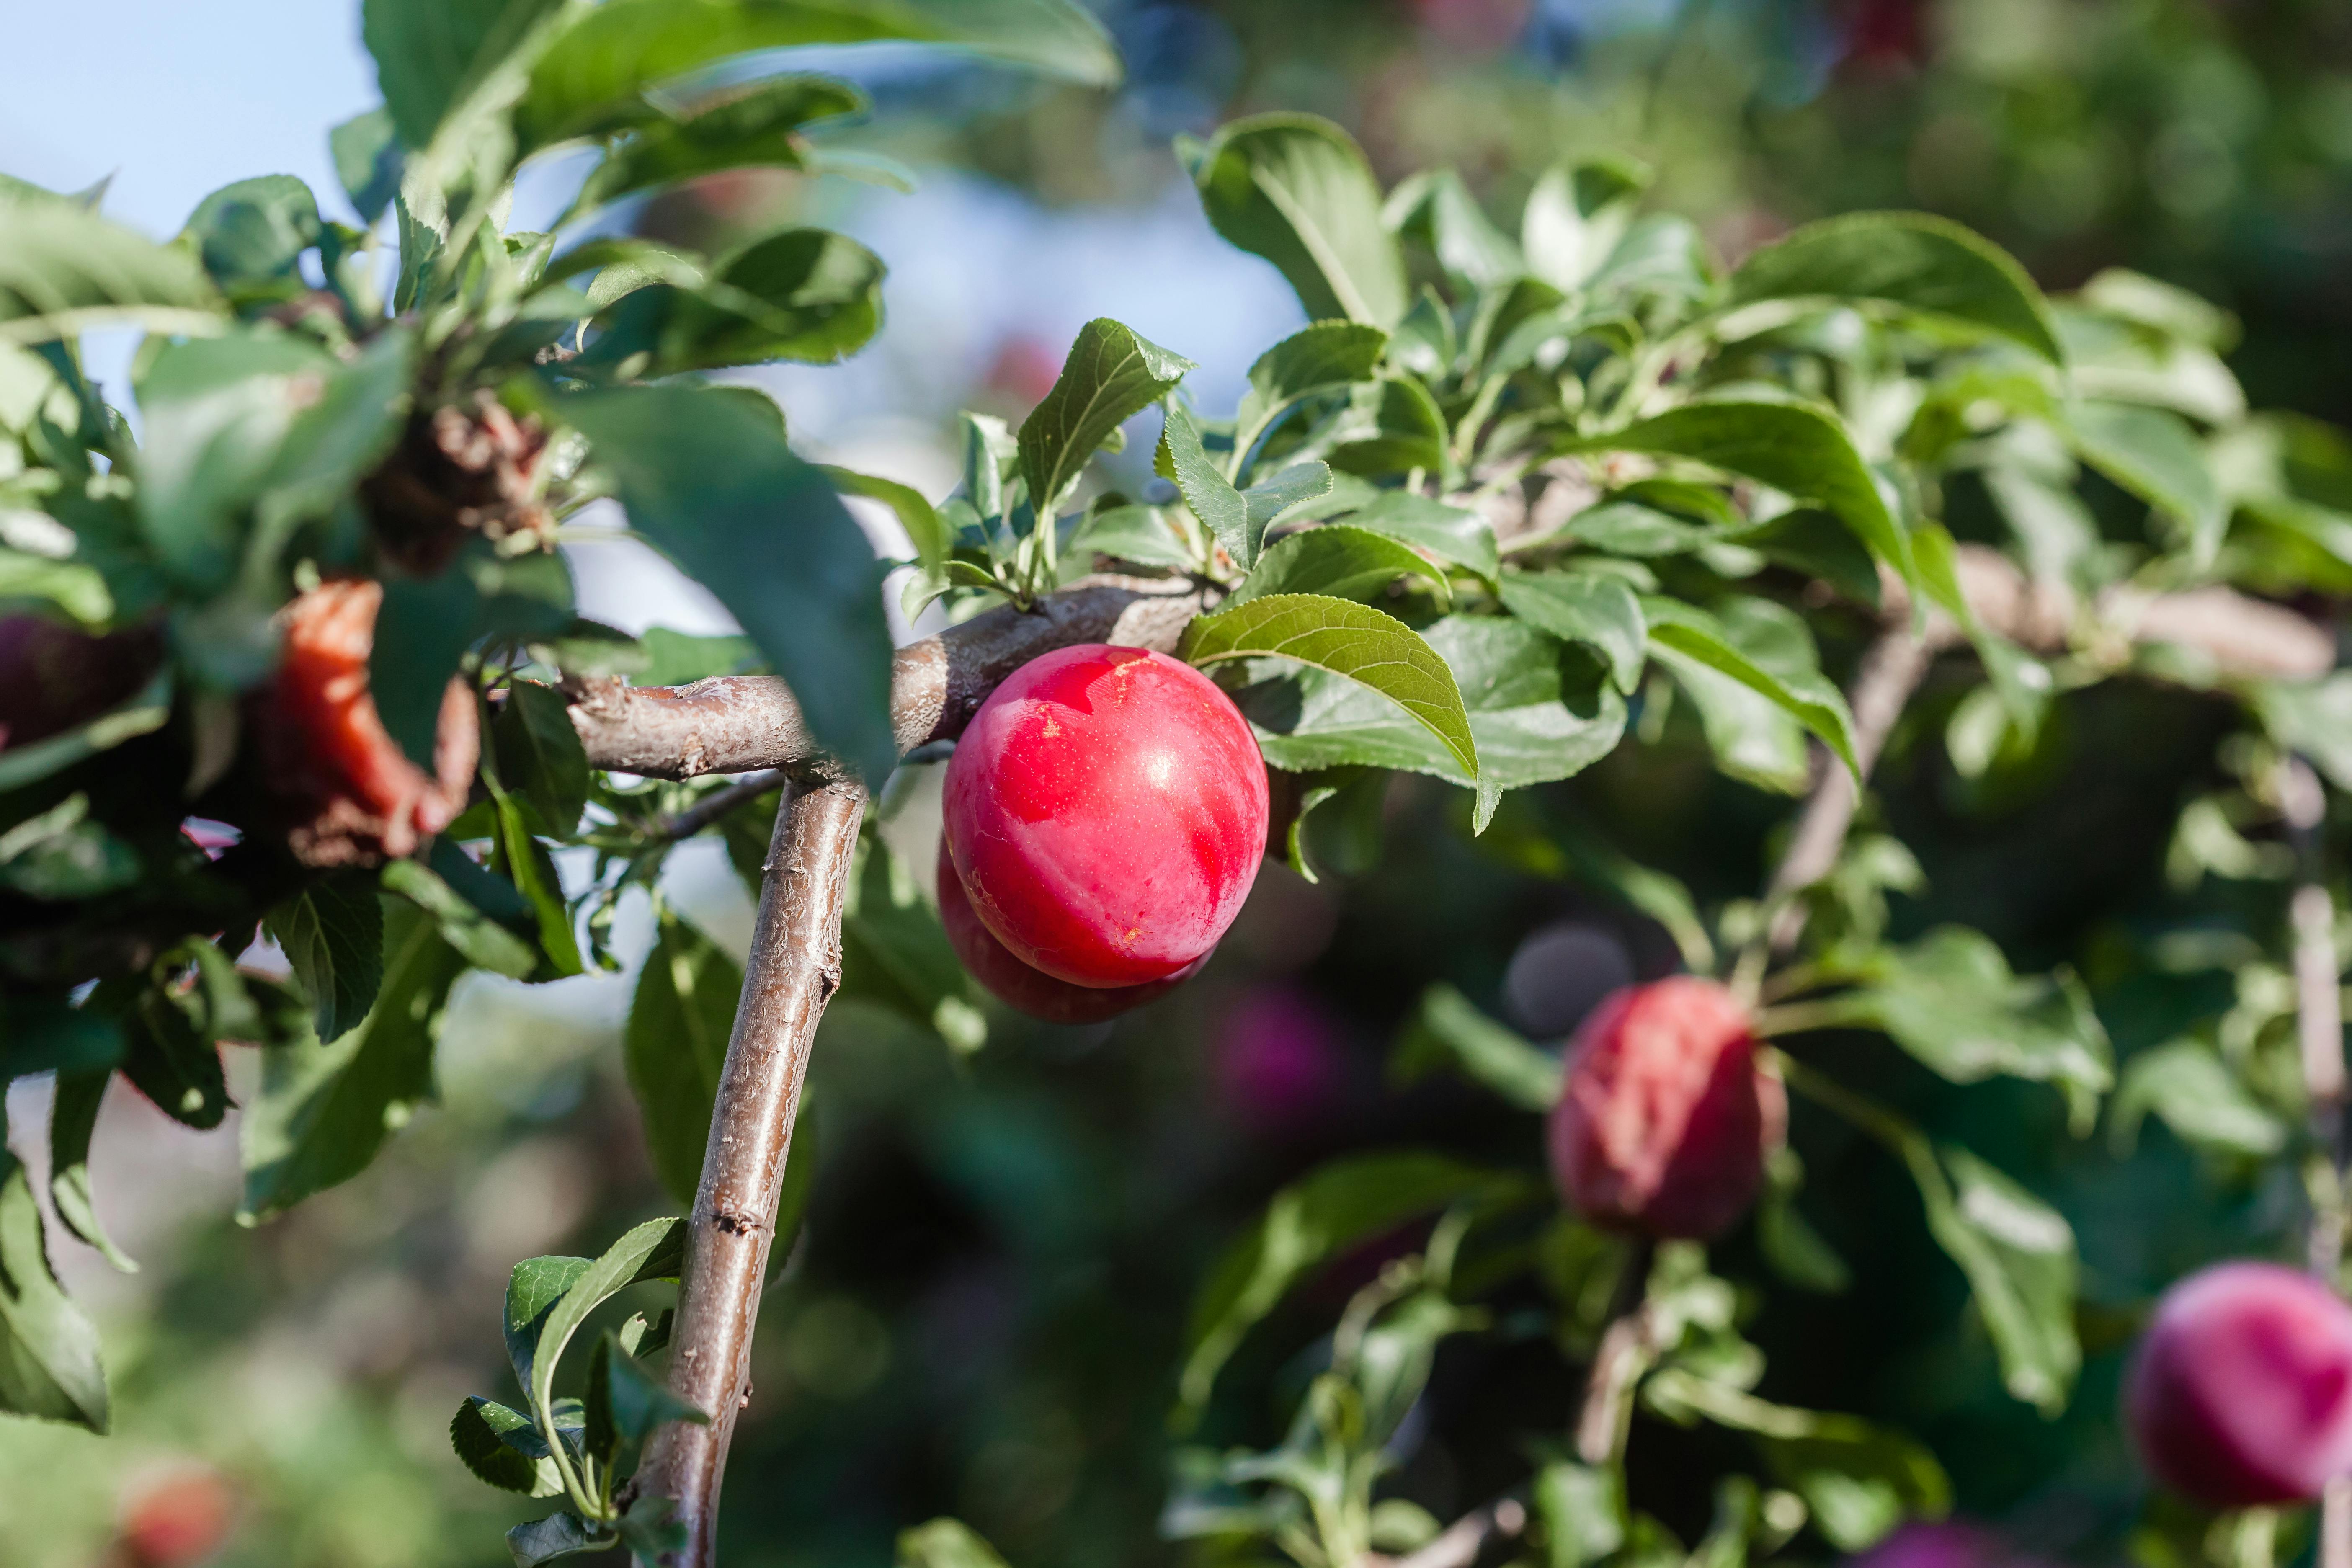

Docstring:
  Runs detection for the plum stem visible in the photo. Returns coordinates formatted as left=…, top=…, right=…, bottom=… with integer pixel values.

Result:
left=631, top=777, right=867, bottom=1568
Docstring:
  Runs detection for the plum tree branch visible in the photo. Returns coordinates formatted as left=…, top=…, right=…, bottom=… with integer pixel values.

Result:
left=2281, top=756, right=2352, bottom=1568
left=1764, top=547, right=2334, bottom=955
left=631, top=777, right=866, bottom=1568
left=567, top=576, right=1212, bottom=779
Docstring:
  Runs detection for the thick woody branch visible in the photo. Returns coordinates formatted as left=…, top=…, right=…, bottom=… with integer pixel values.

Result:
left=567, top=577, right=1212, bottom=780
left=632, top=779, right=867, bottom=1567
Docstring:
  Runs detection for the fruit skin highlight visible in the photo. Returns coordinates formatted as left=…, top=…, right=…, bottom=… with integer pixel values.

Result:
left=2124, top=1259, right=2352, bottom=1507
left=249, top=580, right=477, bottom=866
left=935, top=844, right=1199, bottom=1023
left=942, top=644, right=1269, bottom=988
left=1547, top=977, right=1785, bottom=1240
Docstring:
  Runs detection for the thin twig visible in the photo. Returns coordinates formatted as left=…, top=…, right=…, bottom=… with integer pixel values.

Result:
left=1762, top=627, right=1943, bottom=957
left=1384, top=1491, right=1530, bottom=1568
left=632, top=778, right=867, bottom=1567
left=1573, top=1237, right=1658, bottom=1467
left=654, top=770, right=783, bottom=842
left=2281, top=755, right=2351, bottom=1568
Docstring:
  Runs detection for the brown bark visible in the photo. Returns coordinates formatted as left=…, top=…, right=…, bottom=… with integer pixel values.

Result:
left=632, top=779, right=867, bottom=1567
left=567, top=576, right=1212, bottom=779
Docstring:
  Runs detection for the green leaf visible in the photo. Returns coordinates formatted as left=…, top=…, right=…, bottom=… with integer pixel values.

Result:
left=1020, top=318, right=1194, bottom=514
left=1233, top=320, right=1390, bottom=477
left=116, top=982, right=231, bottom=1130
left=1522, top=156, right=1648, bottom=291
left=1158, top=400, right=1327, bottom=571
left=1392, top=984, right=1562, bottom=1111
left=2063, top=400, right=2227, bottom=564
left=625, top=911, right=742, bottom=1204
left=1534, top=1461, right=1627, bottom=1568
left=1645, top=597, right=1858, bottom=780
left=132, top=330, right=339, bottom=591
left=381, top=856, right=540, bottom=980
left=362, top=0, right=568, bottom=150
left=329, top=107, right=405, bottom=225
left=838, top=834, right=982, bottom=1053
left=1230, top=524, right=1451, bottom=608
left=265, top=872, right=386, bottom=1044
left=0, top=189, right=223, bottom=345
left=46, top=1071, right=134, bottom=1274
left=450, top=1395, right=565, bottom=1497
left=595, top=1329, right=707, bottom=1447
left=504, top=1254, right=591, bottom=1390
left=492, top=793, right=585, bottom=978
left=515, top=0, right=1119, bottom=153
left=0, top=993, right=125, bottom=1083
left=1181, top=113, right=1407, bottom=326
left=1561, top=402, right=1910, bottom=585
left=1813, top=928, right=2113, bottom=1124
left=239, top=900, right=467, bottom=1222
left=528, top=1217, right=689, bottom=1438
left=583, top=226, right=885, bottom=377
left=1916, top=1144, right=2079, bottom=1414
left=1640, top=1371, right=1950, bottom=1551
left=1328, top=491, right=1498, bottom=581
left=575, top=75, right=864, bottom=211
left=1065, top=504, right=1195, bottom=570
left=1320, top=377, right=1449, bottom=479
left=1177, top=1150, right=1524, bottom=1419
left=2256, top=673, right=2352, bottom=794
left=1234, top=615, right=1624, bottom=791
left=182, top=175, right=323, bottom=284
left=898, top=1519, right=1014, bottom=1568
left=824, top=463, right=949, bottom=576
left=561, top=383, right=895, bottom=784
left=0, top=1139, right=108, bottom=1432
left=1498, top=570, right=1646, bottom=693
left=494, top=680, right=591, bottom=837
left=634, top=627, right=758, bottom=687
left=0, top=794, right=141, bottom=901
left=1185, top=593, right=1478, bottom=779
left=1385, top=168, right=1523, bottom=288
left=1728, top=212, right=2063, bottom=364
left=506, top=1510, right=607, bottom=1566
left=2110, top=1039, right=2289, bottom=1160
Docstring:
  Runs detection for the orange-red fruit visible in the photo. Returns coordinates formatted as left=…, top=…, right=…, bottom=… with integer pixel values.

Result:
left=1547, top=977, right=1785, bottom=1239
left=2125, top=1260, right=2352, bottom=1507
left=935, top=843, right=1199, bottom=1023
left=253, top=580, right=476, bottom=865
left=942, top=644, right=1269, bottom=988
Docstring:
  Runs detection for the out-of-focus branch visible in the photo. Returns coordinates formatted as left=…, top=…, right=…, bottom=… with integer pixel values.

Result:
left=567, top=577, right=1212, bottom=780
left=1573, top=1238, right=1658, bottom=1468
left=1381, top=1492, right=1530, bottom=1568
left=631, top=779, right=866, bottom=1568
left=1762, top=547, right=2336, bottom=954
left=653, top=770, right=784, bottom=842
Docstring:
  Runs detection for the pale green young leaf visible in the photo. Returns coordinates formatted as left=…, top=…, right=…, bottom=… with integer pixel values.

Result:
left=2063, top=400, right=2228, bottom=564
left=1644, top=597, right=1858, bottom=779
left=1521, top=156, right=1648, bottom=291
left=1233, top=320, right=1389, bottom=476
left=1728, top=211, right=2063, bottom=364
